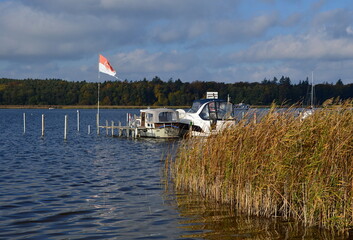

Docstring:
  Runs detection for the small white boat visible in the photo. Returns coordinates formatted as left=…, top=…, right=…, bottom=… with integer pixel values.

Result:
left=177, top=93, right=248, bottom=137
left=234, top=102, right=250, bottom=110
left=301, top=72, right=316, bottom=120
left=130, top=108, right=181, bottom=138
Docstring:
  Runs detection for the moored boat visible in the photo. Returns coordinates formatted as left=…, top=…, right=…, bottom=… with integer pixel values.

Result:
left=130, top=108, right=181, bottom=138
left=177, top=92, right=249, bottom=137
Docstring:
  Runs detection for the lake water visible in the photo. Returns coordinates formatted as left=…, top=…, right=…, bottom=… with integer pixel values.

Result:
left=0, top=109, right=347, bottom=239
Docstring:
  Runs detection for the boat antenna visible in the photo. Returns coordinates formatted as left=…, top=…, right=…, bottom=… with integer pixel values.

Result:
left=311, top=71, right=314, bottom=109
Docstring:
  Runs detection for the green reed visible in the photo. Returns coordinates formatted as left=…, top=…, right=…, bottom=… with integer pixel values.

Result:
left=169, top=101, right=353, bottom=234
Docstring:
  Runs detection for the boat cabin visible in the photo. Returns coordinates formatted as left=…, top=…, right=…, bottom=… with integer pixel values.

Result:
left=176, top=98, right=237, bottom=136
left=139, top=108, right=179, bottom=128
left=188, top=99, right=234, bottom=121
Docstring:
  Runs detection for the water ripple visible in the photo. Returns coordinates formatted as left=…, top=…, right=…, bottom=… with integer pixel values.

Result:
left=1, top=109, right=340, bottom=239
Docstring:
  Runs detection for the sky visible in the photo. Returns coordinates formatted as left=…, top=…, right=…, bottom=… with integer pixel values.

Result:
left=1, top=0, right=353, bottom=84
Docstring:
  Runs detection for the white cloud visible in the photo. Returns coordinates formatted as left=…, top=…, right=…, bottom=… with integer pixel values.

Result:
left=0, top=1, right=141, bottom=61
left=22, top=0, right=218, bottom=19
left=211, top=14, right=278, bottom=43
left=233, top=30, right=353, bottom=62
left=113, top=49, right=197, bottom=76
left=311, top=9, right=353, bottom=38
left=346, top=26, right=353, bottom=35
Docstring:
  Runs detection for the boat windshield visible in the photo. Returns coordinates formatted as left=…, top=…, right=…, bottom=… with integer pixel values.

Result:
left=189, top=100, right=203, bottom=113
left=158, top=111, right=178, bottom=122
left=199, top=101, right=233, bottom=120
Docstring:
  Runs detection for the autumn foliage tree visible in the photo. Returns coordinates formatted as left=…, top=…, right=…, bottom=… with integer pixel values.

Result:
left=0, top=77, right=352, bottom=106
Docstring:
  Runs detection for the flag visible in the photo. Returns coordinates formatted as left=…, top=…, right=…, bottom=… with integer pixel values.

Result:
left=99, top=54, right=116, bottom=77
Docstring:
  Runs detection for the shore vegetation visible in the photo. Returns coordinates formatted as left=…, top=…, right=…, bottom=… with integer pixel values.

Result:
left=1, top=77, right=353, bottom=107
left=169, top=100, right=353, bottom=236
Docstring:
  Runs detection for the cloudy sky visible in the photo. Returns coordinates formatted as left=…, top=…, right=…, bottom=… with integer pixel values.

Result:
left=1, top=0, right=353, bottom=84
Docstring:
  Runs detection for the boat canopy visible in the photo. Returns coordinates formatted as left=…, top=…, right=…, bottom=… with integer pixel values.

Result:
left=201, top=101, right=233, bottom=120
left=188, top=99, right=227, bottom=113
left=140, top=108, right=179, bottom=123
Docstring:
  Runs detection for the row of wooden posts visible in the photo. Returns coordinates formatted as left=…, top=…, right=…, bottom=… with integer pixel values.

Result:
left=22, top=110, right=139, bottom=140
left=23, top=111, right=80, bottom=140
left=22, top=110, right=258, bottom=140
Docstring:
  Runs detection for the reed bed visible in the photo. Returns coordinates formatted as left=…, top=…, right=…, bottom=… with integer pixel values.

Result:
left=169, top=101, right=353, bottom=234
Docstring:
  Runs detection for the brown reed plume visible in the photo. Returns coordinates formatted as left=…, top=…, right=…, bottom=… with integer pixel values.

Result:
left=169, top=100, right=353, bottom=234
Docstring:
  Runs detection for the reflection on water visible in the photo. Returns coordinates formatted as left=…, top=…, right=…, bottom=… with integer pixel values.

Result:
left=170, top=190, right=348, bottom=240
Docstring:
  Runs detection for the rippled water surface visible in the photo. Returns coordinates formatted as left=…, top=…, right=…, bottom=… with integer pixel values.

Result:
left=0, top=109, right=183, bottom=239
left=0, top=109, right=347, bottom=239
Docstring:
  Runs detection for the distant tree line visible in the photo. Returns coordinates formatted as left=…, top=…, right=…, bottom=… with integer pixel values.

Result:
left=0, top=76, right=352, bottom=106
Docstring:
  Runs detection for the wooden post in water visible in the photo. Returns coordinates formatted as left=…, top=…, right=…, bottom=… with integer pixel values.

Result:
left=96, top=113, right=100, bottom=135
left=41, top=114, right=45, bottom=137
left=253, top=112, right=257, bottom=124
left=23, top=113, right=26, bottom=134
left=106, top=120, right=108, bottom=135
left=77, top=110, right=80, bottom=132
left=64, top=115, right=68, bottom=140
left=111, top=121, right=114, bottom=137
left=118, top=121, right=122, bottom=137
left=88, top=125, right=91, bottom=135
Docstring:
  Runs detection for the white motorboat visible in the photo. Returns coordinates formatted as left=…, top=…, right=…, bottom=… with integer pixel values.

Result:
left=177, top=94, right=248, bottom=137
left=130, top=108, right=181, bottom=138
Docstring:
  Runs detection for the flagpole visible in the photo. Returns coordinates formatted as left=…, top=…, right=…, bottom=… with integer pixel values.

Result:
left=98, top=82, right=100, bottom=117
left=97, top=57, right=100, bottom=135
left=97, top=54, right=118, bottom=135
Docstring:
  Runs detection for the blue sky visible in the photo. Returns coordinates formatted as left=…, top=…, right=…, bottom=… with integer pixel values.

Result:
left=1, top=0, right=353, bottom=84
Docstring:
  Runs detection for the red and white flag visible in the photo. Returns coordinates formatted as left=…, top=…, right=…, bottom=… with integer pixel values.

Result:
left=99, top=54, right=116, bottom=77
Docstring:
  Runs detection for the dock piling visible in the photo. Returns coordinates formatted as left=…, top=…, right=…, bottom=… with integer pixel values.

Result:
left=106, top=120, right=109, bottom=135
left=77, top=110, right=80, bottom=132
left=118, top=122, right=122, bottom=136
left=41, top=114, right=45, bottom=137
left=64, top=115, right=68, bottom=140
left=23, top=113, right=26, bottom=134
left=96, top=114, right=100, bottom=135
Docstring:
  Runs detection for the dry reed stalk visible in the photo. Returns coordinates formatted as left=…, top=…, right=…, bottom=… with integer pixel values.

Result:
left=169, top=101, right=353, bottom=234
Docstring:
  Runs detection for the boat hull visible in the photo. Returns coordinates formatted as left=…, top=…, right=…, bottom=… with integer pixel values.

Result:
left=139, top=126, right=180, bottom=138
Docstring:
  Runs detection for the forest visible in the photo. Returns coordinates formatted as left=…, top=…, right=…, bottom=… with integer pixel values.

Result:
left=0, top=76, right=352, bottom=107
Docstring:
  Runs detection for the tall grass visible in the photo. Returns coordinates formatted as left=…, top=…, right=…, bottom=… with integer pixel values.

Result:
left=169, top=101, right=353, bottom=234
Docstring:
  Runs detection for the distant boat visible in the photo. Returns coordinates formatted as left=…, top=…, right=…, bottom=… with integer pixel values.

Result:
left=301, top=72, right=315, bottom=120
left=234, top=102, right=250, bottom=110
left=48, top=107, right=55, bottom=110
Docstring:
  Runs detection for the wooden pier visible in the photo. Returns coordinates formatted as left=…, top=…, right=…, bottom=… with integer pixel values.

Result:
left=21, top=111, right=183, bottom=140
left=98, top=121, right=144, bottom=138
